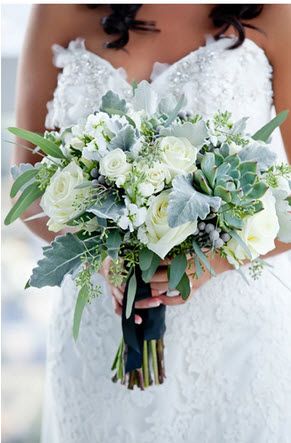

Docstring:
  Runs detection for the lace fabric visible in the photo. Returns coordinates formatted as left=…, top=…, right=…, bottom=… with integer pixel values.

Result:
left=42, top=36, right=291, bottom=443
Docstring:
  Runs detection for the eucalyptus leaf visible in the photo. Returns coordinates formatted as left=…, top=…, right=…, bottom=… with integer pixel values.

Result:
left=139, top=248, right=154, bottom=272
left=29, top=233, right=100, bottom=288
left=73, top=284, right=91, bottom=341
left=168, top=175, right=221, bottom=228
left=10, top=168, right=38, bottom=197
left=100, top=90, right=127, bottom=115
left=8, top=127, right=65, bottom=159
left=4, top=182, right=43, bottom=225
left=252, top=110, right=288, bottom=142
left=126, top=271, right=137, bottom=319
left=194, top=256, right=203, bottom=279
left=142, top=253, right=160, bottom=283
left=176, top=273, right=191, bottom=300
left=169, top=254, right=187, bottom=290
left=192, top=241, right=216, bottom=276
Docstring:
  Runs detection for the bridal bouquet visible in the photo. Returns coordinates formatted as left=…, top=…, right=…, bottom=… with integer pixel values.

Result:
left=5, top=82, right=291, bottom=389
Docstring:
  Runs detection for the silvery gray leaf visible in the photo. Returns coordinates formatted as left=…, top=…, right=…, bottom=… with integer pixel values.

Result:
left=238, top=144, right=277, bottom=170
left=132, top=80, right=159, bottom=115
left=11, top=162, right=38, bottom=179
left=231, top=117, right=249, bottom=134
left=87, top=193, right=125, bottom=221
left=100, top=90, right=127, bottom=115
left=160, top=120, right=208, bottom=148
left=168, top=175, right=221, bottom=228
left=158, top=95, right=177, bottom=114
left=11, top=162, right=41, bottom=193
left=108, top=125, right=136, bottom=151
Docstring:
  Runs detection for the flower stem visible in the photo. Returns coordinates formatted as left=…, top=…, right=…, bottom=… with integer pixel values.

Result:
left=150, top=339, right=159, bottom=385
left=143, top=340, right=150, bottom=388
left=157, top=338, right=165, bottom=383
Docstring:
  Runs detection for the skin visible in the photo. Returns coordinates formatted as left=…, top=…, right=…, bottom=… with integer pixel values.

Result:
left=14, top=4, right=291, bottom=322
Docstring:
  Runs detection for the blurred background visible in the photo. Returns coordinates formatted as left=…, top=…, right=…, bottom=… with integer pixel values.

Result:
left=2, top=5, right=58, bottom=442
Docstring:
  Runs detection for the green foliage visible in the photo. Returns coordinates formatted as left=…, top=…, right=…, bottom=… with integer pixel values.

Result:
left=100, top=90, right=127, bottom=115
left=10, top=168, right=38, bottom=197
left=192, top=241, right=216, bottom=276
left=28, top=233, right=101, bottom=288
left=168, top=174, right=221, bottom=227
left=8, top=127, right=65, bottom=159
left=73, top=284, right=91, bottom=341
left=252, top=110, right=289, bottom=142
left=126, top=271, right=137, bottom=319
left=169, top=254, right=187, bottom=290
left=5, top=182, right=44, bottom=225
left=176, top=273, right=191, bottom=300
left=106, top=229, right=122, bottom=259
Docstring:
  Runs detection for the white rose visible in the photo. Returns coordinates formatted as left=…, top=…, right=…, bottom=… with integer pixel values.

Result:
left=145, top=163, right=171, bottom=191
left=99, top=148, right=131, bottom=180
left=144, top=190, right=197, bottom=259
left=225, top=190, right=280, bottom=266
left=40, top=161, right=89, bottom=232
left=160, top=136, right=198, bottom=178
left=70, top=137, right=85, bottom=150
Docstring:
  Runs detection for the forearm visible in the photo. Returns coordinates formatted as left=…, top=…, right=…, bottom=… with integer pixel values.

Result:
left=20, top=198, right=56, bottom=243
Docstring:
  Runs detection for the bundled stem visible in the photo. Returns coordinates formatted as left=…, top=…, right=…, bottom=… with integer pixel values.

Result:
left=112, top=338, right=166, bottom=390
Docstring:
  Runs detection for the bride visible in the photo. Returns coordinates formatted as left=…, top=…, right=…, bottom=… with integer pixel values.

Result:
left=15, top=4, right=291, bottom=442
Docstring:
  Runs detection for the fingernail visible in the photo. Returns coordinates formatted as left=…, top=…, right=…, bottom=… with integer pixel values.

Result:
left=150, top=300, right=161, bottom=307
left=135, top=317, right=142, bottom=325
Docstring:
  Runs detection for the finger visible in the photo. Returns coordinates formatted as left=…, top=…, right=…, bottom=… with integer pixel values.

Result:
left=157, top=294, right=186, bottom=306
left=135, top=314, right=143, bottom=325
left=135, top=297, right=162, bottom=309
left=150, top=283, right=168, bottom=293
left=112, top=286, right=124, bottom=305
left=112, top=297, right=122, bottom=315
left=100, top=256, right=112, bottom=278
left=151, top=269, right=168, bottom=283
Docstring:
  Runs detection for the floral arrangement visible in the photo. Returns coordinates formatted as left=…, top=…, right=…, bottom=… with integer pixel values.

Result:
left=5, top=81, right=291, bottom=390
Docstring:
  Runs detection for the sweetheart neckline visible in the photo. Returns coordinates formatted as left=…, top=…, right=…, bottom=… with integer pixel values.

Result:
left=72, top=35, right=273, bottom=89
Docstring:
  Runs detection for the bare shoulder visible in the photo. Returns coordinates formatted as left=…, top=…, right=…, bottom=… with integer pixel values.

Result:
left=27, top=4, right=105, bottom=48
left=253, top=5, right=291, bottom=58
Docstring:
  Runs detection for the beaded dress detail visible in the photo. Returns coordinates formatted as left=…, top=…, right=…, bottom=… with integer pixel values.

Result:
left=42, top=36, right=291, bottom=443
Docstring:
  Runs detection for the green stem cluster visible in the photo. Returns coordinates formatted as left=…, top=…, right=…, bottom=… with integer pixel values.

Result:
left=111, top=338, right=165, bottom=390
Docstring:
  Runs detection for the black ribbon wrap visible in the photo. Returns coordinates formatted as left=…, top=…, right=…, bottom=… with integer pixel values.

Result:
left=122, top=267, right=166, bottom=373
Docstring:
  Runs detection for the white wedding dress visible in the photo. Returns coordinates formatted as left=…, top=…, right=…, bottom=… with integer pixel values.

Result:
left=42, top=36, right=291, bottom=443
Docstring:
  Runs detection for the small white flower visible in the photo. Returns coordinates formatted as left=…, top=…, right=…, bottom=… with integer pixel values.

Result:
left=117, top=200, right=147, bottom=232
left=138, top=182, right=155, bottom=197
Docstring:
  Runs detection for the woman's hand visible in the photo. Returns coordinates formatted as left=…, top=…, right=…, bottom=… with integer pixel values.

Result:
left=101, top=255, right=232, bottom=323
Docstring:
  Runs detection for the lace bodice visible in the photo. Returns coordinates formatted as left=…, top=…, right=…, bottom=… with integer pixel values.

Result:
left=45, top=36, right=273, bottom=134
left=42, top=35, right=291, bottom=443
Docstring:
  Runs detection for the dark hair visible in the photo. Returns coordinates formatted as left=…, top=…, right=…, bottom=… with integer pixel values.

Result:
left=87, top=4, right=263, bottom=50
